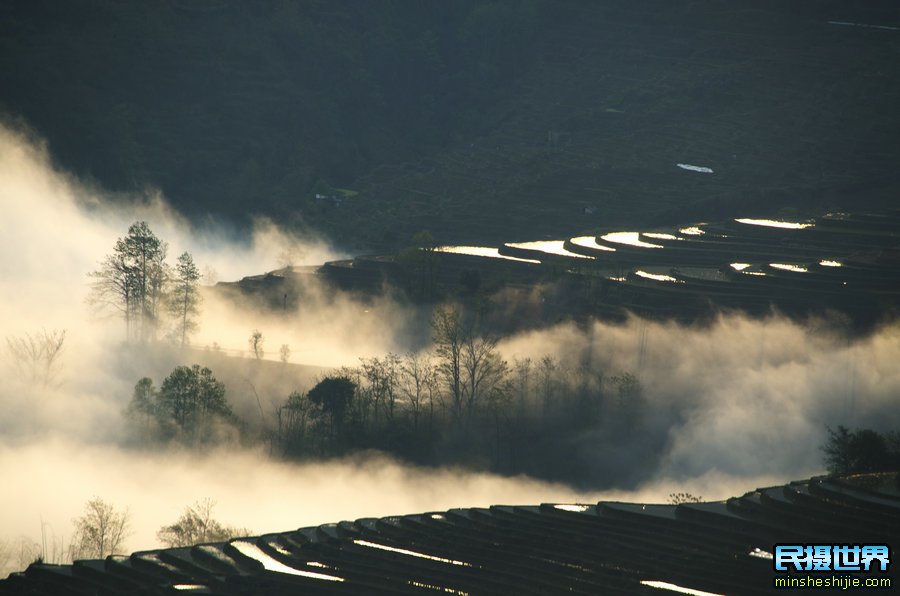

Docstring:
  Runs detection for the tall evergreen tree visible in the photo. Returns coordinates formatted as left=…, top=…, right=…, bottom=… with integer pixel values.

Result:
left=168, top=252, right=201, bottom=347
left=122, top=221, right=168, bottom=341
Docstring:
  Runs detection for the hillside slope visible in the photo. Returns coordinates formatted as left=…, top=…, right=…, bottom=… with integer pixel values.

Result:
left=1, top=1, right=898, bottom=249
left=341, top=0, right=900, bottom=246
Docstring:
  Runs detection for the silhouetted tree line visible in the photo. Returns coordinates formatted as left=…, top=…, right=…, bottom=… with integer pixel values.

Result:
left=123, top=307, right=652, bottom=486
left=822, top=426, right=900, bottom=476
left=270, top=306, right=649, bottom=484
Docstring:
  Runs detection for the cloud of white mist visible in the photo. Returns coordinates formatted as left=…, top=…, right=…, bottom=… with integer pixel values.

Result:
left=497, top=313, right=900, bottom=483
left=194, top=278, right=423, bottom=369
left=0, top=438, right=774, bottom=567
left=0, top=120, right=411, bottom=435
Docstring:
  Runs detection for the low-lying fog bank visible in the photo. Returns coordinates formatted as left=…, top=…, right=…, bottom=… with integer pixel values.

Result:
left=0, top=437, right=783, bottom=568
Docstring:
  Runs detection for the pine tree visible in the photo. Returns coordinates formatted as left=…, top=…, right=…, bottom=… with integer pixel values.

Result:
left=169, top=252, right=201, bottom=347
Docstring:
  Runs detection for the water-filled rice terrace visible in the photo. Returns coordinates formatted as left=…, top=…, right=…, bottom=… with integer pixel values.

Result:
left=315, top=210, right=900, bottom=325
left=220, top=210, right=899, bottom=327
left=451, top=211, right=899, bottom=320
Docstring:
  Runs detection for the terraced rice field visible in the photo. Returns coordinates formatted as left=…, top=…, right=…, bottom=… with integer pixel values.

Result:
left=5, top=473, right=897, bottom=594
left=401, top=210, right=900, bottom=323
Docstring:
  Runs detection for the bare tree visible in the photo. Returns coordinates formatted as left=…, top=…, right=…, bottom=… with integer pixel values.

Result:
left=279, top=344, right=291, bottom=364
left=0, top=536, right=42, bottom=577
left=248, top=330, right=265, bottom=360
left=157, top=499, right=248, bottom=547
left=461, top=333, right=507, bottom=421
left=400, top=351, right=439, bottom=431
left=512, top=357, right=533, bottom=415
left=431, top=307, right=464, bottom=421
left=360, top=353, right=401, bottom=424
left=87, top=241, right=135, bottom=338
left=537, top=355, right=558, bottom=415
left=69, top=498, right=130, bottom=560
left=431, top=306, right=508, bottom=424
left=5, top=328, right=66, bottom=385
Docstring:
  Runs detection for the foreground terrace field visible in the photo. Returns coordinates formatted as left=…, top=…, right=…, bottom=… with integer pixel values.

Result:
left=4, top=472, right=897, bottom=594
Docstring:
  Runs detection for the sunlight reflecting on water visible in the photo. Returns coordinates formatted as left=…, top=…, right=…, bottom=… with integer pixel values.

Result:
left=601, top=232, right=663, bottom=249
left=770, top=263, right=808, bottom=273
left=232, top=540, right=345, bottom=581
left=306, top=561, right=332, bottom=569
left=507, top=240, right=594, bottom=259
left=554, top=504, right=590, bottom=512
left=570, top=236, right=616, bottom=252
left=676, top=163, right=714, bottom=174
left=435, top=246, right=540, bottom=263
left=354, top=539, right=472, bottom=567
left=641, top=580, right=725, bottom=595
left=735, top=218, right=813, bottom=230
left=636, top=270, right=681, bottom=283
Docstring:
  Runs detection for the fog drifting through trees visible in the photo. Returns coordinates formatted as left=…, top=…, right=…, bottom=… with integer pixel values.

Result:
left=3, top=122, right=900, bottom=574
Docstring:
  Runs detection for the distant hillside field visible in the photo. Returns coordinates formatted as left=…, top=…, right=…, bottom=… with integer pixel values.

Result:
left=2, top=0, right=898, bottom=248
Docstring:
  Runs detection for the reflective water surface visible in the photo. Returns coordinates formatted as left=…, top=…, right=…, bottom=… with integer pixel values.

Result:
left=507, top=240, right=594, bottom=259
left=601, top=232, right=664, bottom=249
left=570, top=236, right=616, bottom=252
left=735, top=218, right=813, bottom=230
left=435, top=246, right=541, bottom=263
